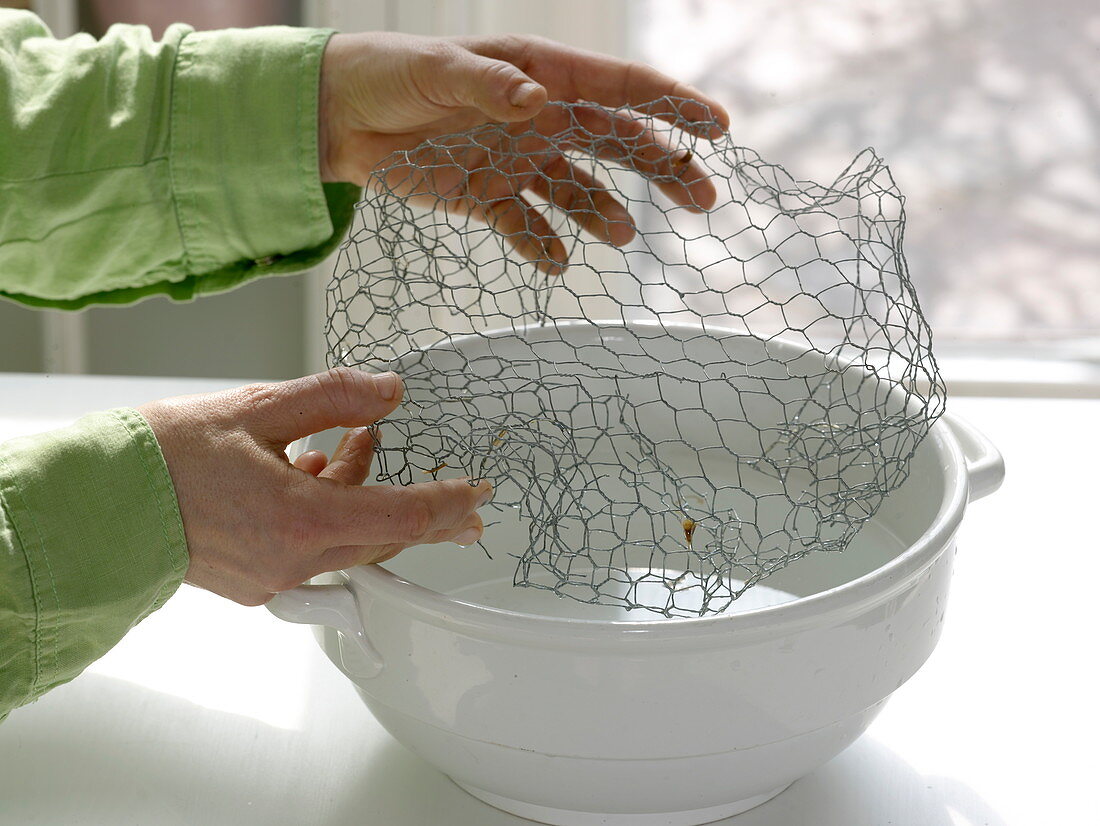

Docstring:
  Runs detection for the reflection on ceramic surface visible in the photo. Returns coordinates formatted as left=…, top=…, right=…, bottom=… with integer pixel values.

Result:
left=270, top=329, right=1003, bottom=825
left=0, top=671, right=1010, bottom=826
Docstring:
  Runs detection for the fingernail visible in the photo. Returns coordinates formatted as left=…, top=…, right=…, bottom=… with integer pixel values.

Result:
left=353, top=424, right=381, bottom=444
left=476, top=485, right=494, bottom=509
left=454, top=527, right=482, bottom=547
left=375, top=372, right=400, bottom=401
left=510, top=81, right=541, bottom=108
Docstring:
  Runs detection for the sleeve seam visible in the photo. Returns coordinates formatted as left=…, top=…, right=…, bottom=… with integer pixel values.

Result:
left=0, top=450, right=58, bottom=704
left=108, top=409, right=188, bottom=613
left=0, top=155, right=171, bottom=185
left=297, top=30, right=332, bottom=237
left=167, top=32, right=198, bottom=275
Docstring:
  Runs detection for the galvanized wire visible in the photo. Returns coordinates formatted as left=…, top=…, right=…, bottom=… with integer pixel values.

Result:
left=327, top=98, right=945, bottom=617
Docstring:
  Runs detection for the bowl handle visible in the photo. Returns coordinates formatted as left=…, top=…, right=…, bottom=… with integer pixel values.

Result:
left=943, top=413, right=1005, bottom=502
left=267, top=583, right=384, bottom=678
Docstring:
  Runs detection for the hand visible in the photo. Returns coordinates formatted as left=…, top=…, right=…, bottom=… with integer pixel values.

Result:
left=318, top=33, right=731, bottom=273
left=138, top=368, right=490, bottom=606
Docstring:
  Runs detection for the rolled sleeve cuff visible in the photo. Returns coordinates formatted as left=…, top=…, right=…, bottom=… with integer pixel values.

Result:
left=170, top=25, right=336, bottom=273
left=0, top=408, right=188, bottom=708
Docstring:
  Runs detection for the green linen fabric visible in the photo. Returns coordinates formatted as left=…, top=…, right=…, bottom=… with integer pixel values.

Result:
left=0, top=10, right=360, bottom=720
left=0, top=410, right=188, bottom=719
left=0, top=9, right=360, bottom=309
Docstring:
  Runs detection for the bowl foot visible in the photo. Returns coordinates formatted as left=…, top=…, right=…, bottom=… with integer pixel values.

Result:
left=453, top=779, right=791, bottom=826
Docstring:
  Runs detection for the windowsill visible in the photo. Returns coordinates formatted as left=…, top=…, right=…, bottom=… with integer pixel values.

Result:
left=939, top=344, right=1100, bottom=399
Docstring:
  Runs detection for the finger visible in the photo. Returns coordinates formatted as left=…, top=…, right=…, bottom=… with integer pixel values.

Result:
left=318, top=426, right=379, bottom=486
left=319, top=477, right=492, bottom=547
left=566, top=59, right=729, bottom=138
left=422, top=44, right=548, bottom=122
left=419, top=511, right=485, bottom=547
left=318, top=512, right=486, bottom=571
left=244, top=367, right=403, bottom=446
left=566, top=105, right=718, bottom=212
left=292, top=450, right=328, bottom=476
left=472, top=193, right=569, bottom=275
left=626, top=94, right=729, bottom=140
left=528, top=156, right=637, bottom=246
left=464, top=37, right=730, bottom=137
left=370, top=544, right=409, bottom=566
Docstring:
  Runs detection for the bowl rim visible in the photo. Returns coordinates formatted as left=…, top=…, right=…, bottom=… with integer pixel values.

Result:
left=331, top=320, right=962, bottom=643
left=343, top=418, right=964, bottom=643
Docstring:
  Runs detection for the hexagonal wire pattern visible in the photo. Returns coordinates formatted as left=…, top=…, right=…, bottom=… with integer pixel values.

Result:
left=327, top=98, right=945, bottom=617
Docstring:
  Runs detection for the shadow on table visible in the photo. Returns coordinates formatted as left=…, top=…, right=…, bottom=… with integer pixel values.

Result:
left=0, top=672, right=1006, bottom=826
left=0, top=673, right=323, bottom=825
left=728, top=736, right=1009, bottom=826
left=329, top=734, right=1010, bottom=826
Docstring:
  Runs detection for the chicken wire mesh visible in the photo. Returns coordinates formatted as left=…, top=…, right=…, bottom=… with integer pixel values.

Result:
left=327, top=97, right=945, bottom=617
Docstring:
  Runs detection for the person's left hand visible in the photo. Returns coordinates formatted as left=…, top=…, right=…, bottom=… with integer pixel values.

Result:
left=318, top=32, right=731, bottom=273
left=138, top=368, right=489, bottom=606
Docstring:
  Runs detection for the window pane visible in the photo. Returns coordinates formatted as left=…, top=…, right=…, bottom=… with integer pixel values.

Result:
left=635, top=0, right=1100, bottom=343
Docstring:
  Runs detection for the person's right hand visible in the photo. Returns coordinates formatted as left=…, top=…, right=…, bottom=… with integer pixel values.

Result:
left=318, top=32, right=731, bottom=274
left=137, top=367, right=491, bottom=606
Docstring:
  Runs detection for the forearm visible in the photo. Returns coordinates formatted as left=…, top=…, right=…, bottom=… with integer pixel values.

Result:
left=0, top=10, right=358, bottom=310
left=0, top=409, right=188, bottom=721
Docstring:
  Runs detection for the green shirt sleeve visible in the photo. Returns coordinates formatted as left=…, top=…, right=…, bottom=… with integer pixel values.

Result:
left=0, top=9, right=360, bottom=309
left=0, top=410, right=188, bottom=722
left=0, top=11, right=361, bottom=721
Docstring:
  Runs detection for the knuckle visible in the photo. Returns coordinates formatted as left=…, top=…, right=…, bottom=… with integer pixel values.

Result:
left=314, top=367, right=371, bottom=417
left=269, top=492, right=324, bottom=544
left=284, top=463, right=319, bottom=494
left=625, top=59, right=657, bottom=84
left=497, top=33, right=544, bottom=58
left=493, top=33, right=525, bottom=52
left=318, top=544, right=361, bottom=572
left=255, top=571, right=284, bottom=594
left=542, top=154, right=571, bottom=180
left=374, top=544, right=406, bottom=564
left=319, top=364, right=362, bottom=398
left=480, top=58, right=519, bottom=85
left=256, top=561, right=309, bottom=594
left=400, top=499, right=434, bottom=543
left=418, top=40, right=462, bottom=73
left=236, top=381, right=282, bottom=415
left=269, top=575, right=306, bottom=594
left=560, top=184, right=589, bottom=214
left=278, top=504, right=324, bottom=550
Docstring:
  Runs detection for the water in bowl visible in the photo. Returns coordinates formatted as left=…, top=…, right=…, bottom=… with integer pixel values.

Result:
left=381, top=443, right=910, bottom=621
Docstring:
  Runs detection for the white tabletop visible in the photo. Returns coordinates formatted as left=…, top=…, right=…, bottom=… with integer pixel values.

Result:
left=0, top=373, right=1095, bottom=826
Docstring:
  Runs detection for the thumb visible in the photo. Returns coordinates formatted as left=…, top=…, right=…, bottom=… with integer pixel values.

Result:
left=426, top=49, right=548, bottom=122
left=246, top=367, right=403, bottom=446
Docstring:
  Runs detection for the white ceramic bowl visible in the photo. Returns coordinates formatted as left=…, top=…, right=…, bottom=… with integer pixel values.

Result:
left=269, top=323, right=1003, bottom=826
